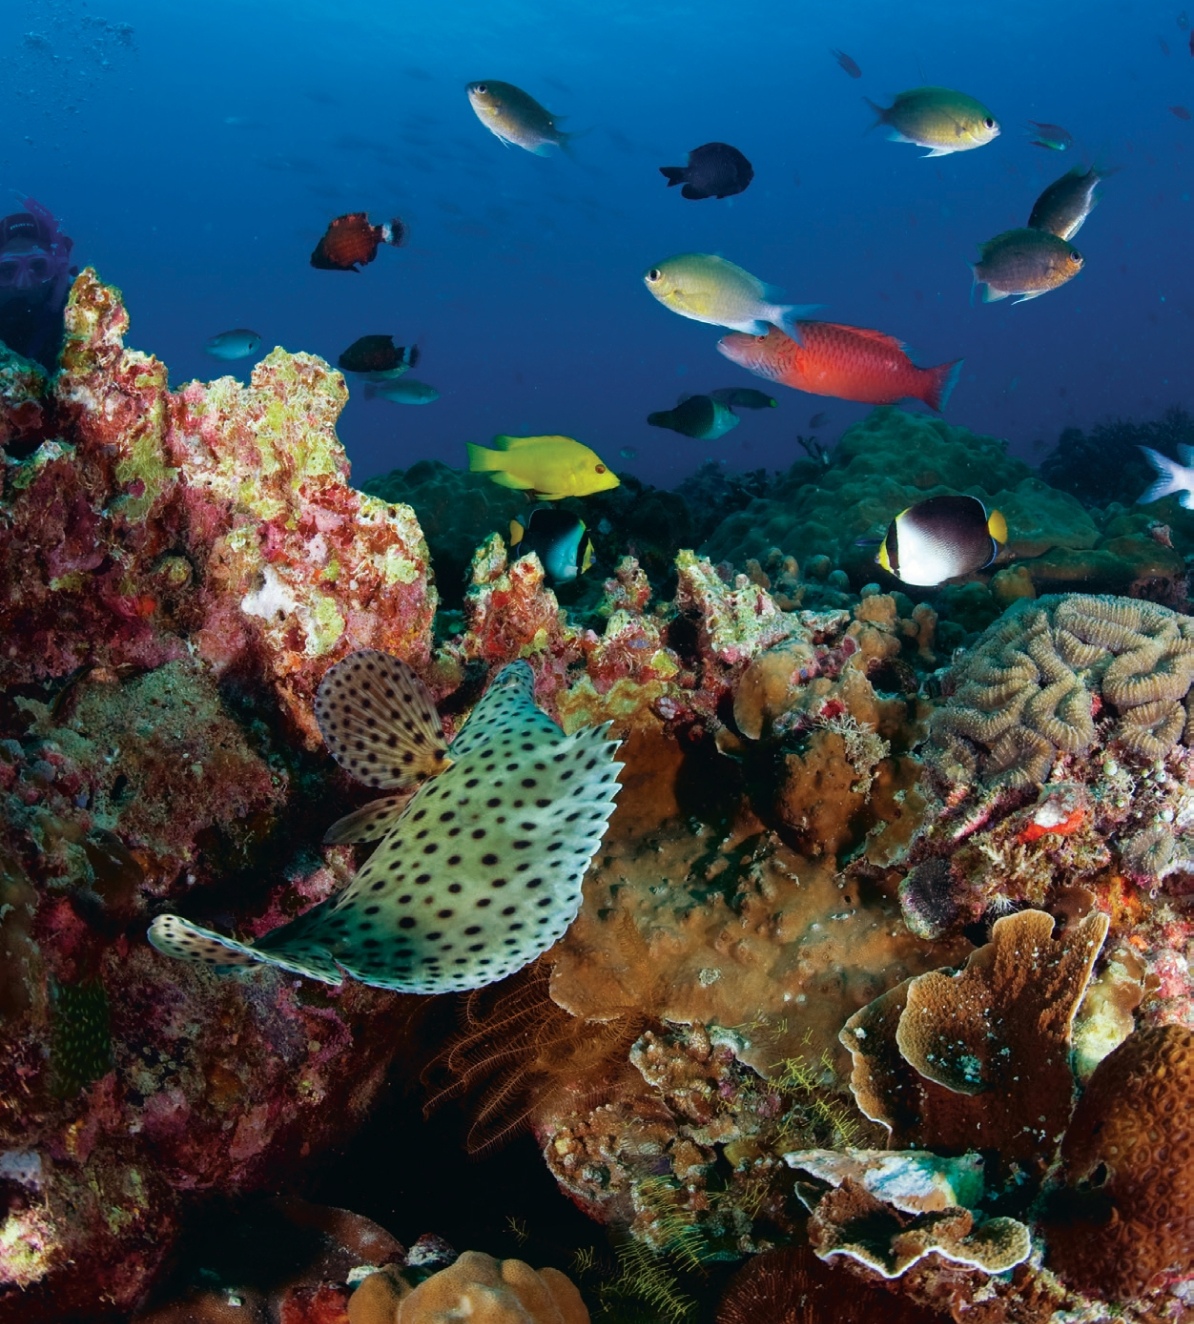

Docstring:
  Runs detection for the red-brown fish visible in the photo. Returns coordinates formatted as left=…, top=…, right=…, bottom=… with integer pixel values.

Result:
left=717, top=322, right=962, bottom=412
left=310, top=212, right=406, bottom=271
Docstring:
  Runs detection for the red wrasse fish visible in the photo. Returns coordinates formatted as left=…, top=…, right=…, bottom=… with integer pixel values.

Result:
left=310, top=212, right=406, bottom=271
left=717, top=322, right=963, bottom=412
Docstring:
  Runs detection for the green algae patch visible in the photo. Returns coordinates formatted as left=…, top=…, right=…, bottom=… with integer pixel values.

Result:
left=112, top=410, right=178, bottom=522
left=305, top=590, right=346, bottom=655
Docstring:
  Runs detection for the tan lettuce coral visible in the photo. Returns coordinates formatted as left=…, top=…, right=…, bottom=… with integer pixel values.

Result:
left=840, top=910, right=1108, bottom=1177
left=807, top=1179, right=1031, bottom=1280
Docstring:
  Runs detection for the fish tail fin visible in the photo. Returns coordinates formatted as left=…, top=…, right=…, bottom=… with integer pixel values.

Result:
left=987, top=508, right=1008, bottom=545
left=147, top=913, right=344, bottom=985
left=770, top=304, right=821, bottom=342
left=646, top=411, right=670, bottom=428
left=381, top=217, right=407, bottom=247
left=401, top=342, right=420, bottom=370
left=659, top=166, right=686, bottom=186
left=1138, top=446, right=1187, bottom=503
left=924, top=358, right=964, bottom=413
left=467, top=441, right=503, bottom=472
left=863, top=97, right=887, bottom=130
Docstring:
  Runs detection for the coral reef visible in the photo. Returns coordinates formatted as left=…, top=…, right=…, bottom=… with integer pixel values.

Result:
left=351, top=1251, right=589, bottom=1324
left=840, top=910, right=1107, bottom=1177
left=11, top=268, right=1194, bottom=1324
left=701, top=406, right=1190, bottom=607
left=703, top=407, right=1036, bottom=576
left=1044, top=1023, right=1194, bottom=1301
left=3, top=268, right=435, bottom=747
left=0, top=272, right=439, bottom=1319
left=886, top=594, right=1194, bottom=943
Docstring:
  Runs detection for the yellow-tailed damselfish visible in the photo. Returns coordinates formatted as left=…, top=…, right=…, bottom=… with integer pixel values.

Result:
left=467, top=434, right=620, bottom=500
left=876, top=494, right=1007, bottom=587
left=510, top=507, right=594, bottom=584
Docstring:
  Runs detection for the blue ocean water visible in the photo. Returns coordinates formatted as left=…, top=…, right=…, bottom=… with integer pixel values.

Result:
left=3, top=0, right=1192, bottom=489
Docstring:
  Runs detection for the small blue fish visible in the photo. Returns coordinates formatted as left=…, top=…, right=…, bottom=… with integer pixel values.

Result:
left=1027, top=120, right=1074, bottom=151
left=363, top=378, right=440, bottom=405
left=204, top=329, right=262, bottom=361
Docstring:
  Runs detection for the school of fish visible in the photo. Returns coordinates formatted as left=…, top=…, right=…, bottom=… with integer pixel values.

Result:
left=200, top=64, right=1119, bottom=601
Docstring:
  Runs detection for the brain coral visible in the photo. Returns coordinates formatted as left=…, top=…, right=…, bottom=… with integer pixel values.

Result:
left=928, top=593, right=1194, bottom=788
left=1044, top=1023, right=1194, bottom=1300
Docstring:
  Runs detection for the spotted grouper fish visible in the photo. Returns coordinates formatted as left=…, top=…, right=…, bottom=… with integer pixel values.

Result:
left=148, top=653, right=622, bottom=994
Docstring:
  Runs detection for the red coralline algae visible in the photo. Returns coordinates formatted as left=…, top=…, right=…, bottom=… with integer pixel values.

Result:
left=3, top=269, right=436, bottom=747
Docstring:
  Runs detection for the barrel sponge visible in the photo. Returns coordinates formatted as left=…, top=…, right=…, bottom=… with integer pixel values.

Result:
left=928, top=594, right=1194, bottom=788
left=1045, top=1024, right=1194, bottom=1300
left=352, top=1251, right=590, bottom=1324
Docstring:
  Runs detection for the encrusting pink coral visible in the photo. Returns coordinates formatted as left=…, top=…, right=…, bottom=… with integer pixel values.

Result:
left=3, top=268, right=436, bottom=747
left=0, top=272, right=442, bottom=1320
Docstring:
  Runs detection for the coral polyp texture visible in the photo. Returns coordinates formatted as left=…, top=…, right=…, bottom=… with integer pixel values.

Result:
left=1044, top=1023, right=1194, bottom=1300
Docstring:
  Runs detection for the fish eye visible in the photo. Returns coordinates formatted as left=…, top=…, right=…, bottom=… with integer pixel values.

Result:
left=595, top=464, right=606, bottom=473
left=984, top=117, right=994, bottom=129
left=646, top=268, right=661, bottom=282
left=1070, top=249, right=1083, bottom=263
left=475, top=83, right=487, bottom=93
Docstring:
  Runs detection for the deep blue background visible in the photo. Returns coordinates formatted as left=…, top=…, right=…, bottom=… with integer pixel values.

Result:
left=3, top=0, right=1192, bottom=489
